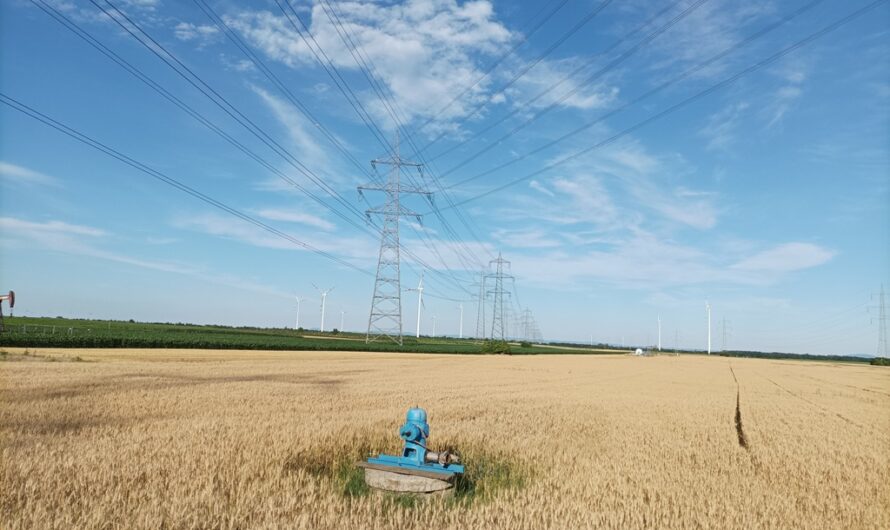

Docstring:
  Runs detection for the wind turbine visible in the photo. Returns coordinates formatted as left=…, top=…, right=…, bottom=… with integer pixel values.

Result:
left=313, top=284, right=335, bottom=332
left=458, top=304, right=464, bottom=339
left=706, top=301, right=712, bottom=355
left=657, top=315, right=662, bottom=351
left=340, top=309, right=346, bottom=332
left=407, top=271, right=424, bottom=338
left=432, top=314, right=437, bottom=337
left=295, top=295, right=304, bottom=330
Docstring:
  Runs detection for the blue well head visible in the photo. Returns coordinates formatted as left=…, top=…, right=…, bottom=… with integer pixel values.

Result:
left=366, top=407, right=464, bottom=476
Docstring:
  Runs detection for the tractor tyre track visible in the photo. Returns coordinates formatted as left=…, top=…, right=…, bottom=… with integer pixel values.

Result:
left=758, top=372, right=869, bottom=432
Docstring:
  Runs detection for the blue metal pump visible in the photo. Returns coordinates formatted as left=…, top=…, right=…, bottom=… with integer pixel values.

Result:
left=366, top=407, right=464, bottom=477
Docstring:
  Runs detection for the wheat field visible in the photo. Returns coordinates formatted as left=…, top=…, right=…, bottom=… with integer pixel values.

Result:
left=1, top=348, right=888, bottom=529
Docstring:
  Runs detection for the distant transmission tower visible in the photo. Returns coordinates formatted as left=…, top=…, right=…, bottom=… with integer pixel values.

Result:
left=873, top=284, right=888, bottom=357
left=721, top=317, right=732, bottom=352
left=519, top=309, right=534, bottom=340
left=486, top=253, right=513, bottom=341
left=474, top=271, right=486, bottom=338
left=359, top=136, right=431, bottom=345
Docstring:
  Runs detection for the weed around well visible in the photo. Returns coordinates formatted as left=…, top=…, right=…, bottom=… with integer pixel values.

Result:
left=283, top=437, right=528, bottom=508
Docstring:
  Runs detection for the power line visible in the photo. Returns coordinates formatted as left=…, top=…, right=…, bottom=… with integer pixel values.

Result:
left=190, top=0, right=375, bottom=182
left=433, top=0, right=883, bottom=211
left=417, top=0, right=616, bottom=157
left=315, top=0, right=494, bottom=271
left=275, top=0, right=488, bottom=278
left=53, top=0, right=469, bottom=295
left=429, top=0, right=713, bottom=171
left=0, top=93, right=371, bottom=276
left=412, top=0, right=572, bottom=137
left=439, top=0, right=829, bottom=193
left=426, top=0, right=685, bottom=165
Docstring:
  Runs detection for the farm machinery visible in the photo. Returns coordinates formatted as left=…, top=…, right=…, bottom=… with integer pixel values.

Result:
left=358, top=407, right=464, bottom=494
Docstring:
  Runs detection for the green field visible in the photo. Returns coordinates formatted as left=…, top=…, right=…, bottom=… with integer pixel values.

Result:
left=0, top=316, right=622, bottom=354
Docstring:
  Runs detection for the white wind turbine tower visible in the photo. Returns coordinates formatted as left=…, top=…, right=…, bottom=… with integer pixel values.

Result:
left=340, top=309, right=346, bottom=332
left=657, top=315, right=662, bottom=351
left=313, top=284, right=335, bottom=332
left=458, top=304, right=464, bottom=339
left=706, top=301, right=712, bottom=355
left=432, top=314, right=438, bottom=337
left=295, top=295, right=304, bottom=330
left=407, top=271, right=424, bottom=338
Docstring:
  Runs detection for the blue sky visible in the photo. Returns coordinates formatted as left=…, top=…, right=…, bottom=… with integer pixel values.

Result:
left=1, top=0, right=888, bottom=354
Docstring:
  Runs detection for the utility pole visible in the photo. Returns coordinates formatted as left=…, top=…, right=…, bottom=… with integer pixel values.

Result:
left=407, top=272, right=424, bottom=338
left=486, top=253, right=513, bottom=341
left=295, top=295, right=303, bottom=330
left=706, top=301, right=712, bottom=355
left=313, top=284, right=335, bottom=332
left=359, top=134, right=431, bottom=345
left=657, top=315, right=662, bottom=351
left=458, top=304, right=464, bottom=339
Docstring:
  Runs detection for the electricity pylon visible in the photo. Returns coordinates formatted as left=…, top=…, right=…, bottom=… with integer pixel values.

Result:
left=519, top=309, right=534, bottom=341
left=359, top=136, right=431, bottom=345
left=486, top=253, right=513, bottom=341
left=474, top=272, right=486, bottom=338
left=721, top=317, right=732, bottom=352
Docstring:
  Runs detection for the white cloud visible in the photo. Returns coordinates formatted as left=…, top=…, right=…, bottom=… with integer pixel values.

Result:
left=0, top=217, right=195, bottom=275
left=732, top=242, right=835, bottom=272
left=0, top=217, right=104, bottom=237
left=492, top=228, right=559, bottom=249
left=511, top=57, right=619, bottom=111
left=645, top=0, right=776, bottom=80
left=764, top=57, right=809, bottom=128
left=700, top=101, right=750, bottom=151
left=528, top=179, right=554, bottom=197
left=256, top=208, right=335, bottom=231
left=0, top=162, right=61, bottom=187
left=252, top=85, right=334, bottom=179
left=174, top=212, right=376, bottom=261
left=225, top=0, right=514, bottom=132
left=1, top=216, right=294, bottom=299
left=173, top=21, right=220, bottom=47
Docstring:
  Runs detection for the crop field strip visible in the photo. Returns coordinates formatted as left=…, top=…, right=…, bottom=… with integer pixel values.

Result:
left=1, top=350, right=888, bottom=529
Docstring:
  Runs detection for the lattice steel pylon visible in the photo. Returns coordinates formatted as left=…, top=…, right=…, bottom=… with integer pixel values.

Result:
left=474, top=271, right=486, bottom=338
left=359, top=136, right=430, bottom=345
left=486, top=253, right=513, bottom=341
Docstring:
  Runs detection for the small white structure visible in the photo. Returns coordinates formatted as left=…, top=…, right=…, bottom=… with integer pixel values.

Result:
left=634, top=348, right=644, bottom=356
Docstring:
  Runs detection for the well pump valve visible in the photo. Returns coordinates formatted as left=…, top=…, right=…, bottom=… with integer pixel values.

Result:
left=398, top=407, right=461, bottom=467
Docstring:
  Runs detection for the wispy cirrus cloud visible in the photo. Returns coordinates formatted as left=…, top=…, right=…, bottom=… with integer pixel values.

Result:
left=173, top=21, right=220, bottom=47
left=255, top=208, right=336, bottom=231
left=225, top=0, right=514, bottom=133
left=0, top=162, right=62, bottom=187
left=0, top=216, right=290, bottom=298
left=174, top=212, right=376, bottom=261
left=732, top=242, right=835, bottom=272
